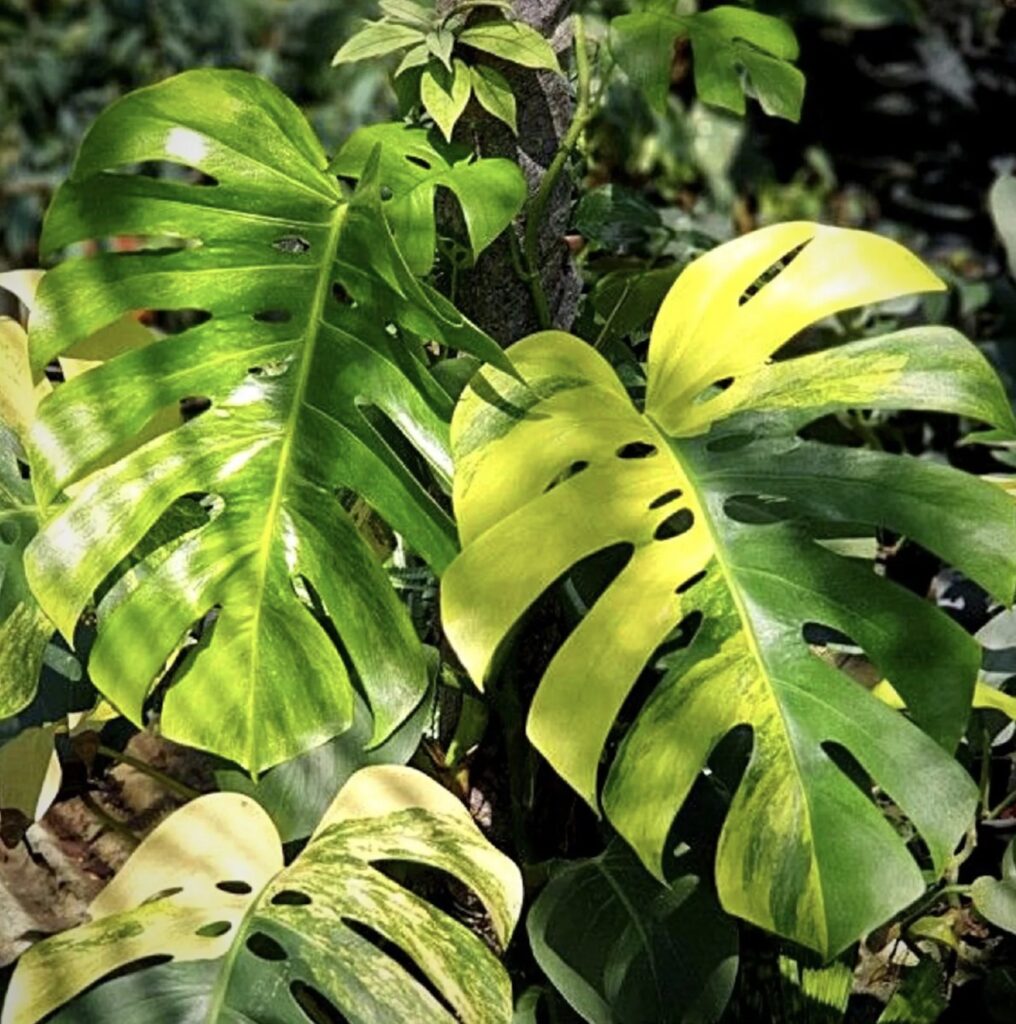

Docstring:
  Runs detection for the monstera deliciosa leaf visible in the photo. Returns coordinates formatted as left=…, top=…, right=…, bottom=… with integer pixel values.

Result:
left=23, top=68, right=513, bottom=773
left=443, top=222, right=1016, bottom=957
left=2, top=765, right=523, bottom=1024
left=330, top=122, right=527, bottom=276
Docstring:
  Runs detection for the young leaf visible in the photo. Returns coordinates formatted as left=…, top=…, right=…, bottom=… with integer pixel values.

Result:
left=331, top=122, right=526, bottom=274
left=427, top=26, right=455, bottom=70
left=421, top=57, right=473, bottom=141
left=442, top=223, right=1016, bottom=957
left=610, top=5, right=805, bottom=121
left=395, top=41, right=431, bottom=77
left=990, top=173, right=1016, bottom=280
left=380, top=0, right=436, bottom=30
left=469, top=64, right=518, bottom=133
left=458, top=20, right=561, bottom=73
left=23, top=69, right=511, bottom=774
left=331, top=19, right=426, bottom=66
left=2, top=766, right=523, bottom=1024
left=528, top=841, right=737, bottom=1024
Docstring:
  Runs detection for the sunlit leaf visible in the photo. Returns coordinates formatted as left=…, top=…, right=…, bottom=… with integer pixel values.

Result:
left=443, top=222, right=1016, bottom=956
left=23, top=69, right=511, bottom=774
left=458, top=20, right=561, bottom=74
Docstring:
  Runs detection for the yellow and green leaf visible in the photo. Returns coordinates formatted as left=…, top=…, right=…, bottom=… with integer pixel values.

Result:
left=442, top=222, right=1016, bottom=957
left=2, top=765, right=523, bottom=1024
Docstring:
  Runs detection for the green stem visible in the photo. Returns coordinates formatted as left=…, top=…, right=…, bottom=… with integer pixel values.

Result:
left=97, top=743, right=201, bottom=803
left=986, top=785, right=1016, bottom=821
left=523, top=14, right=592, bottom=330
left=81, top=790, right=139, bottom=847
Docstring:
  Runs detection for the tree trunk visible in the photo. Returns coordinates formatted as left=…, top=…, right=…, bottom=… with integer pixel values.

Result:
left=450, top=0, right=580, bottom=345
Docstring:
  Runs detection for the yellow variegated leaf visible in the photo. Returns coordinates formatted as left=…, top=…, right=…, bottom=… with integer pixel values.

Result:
left=443, top=222, right=1016, bottom=956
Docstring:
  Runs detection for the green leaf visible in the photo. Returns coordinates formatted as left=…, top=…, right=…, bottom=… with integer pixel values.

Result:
left=610, top=6, right=805, bottom=120
left=2, top=765, right=523, bottom=1024
left=380, top=0, right=437, bottom=30
left=396, top=41, right=432, bottom=78
left=23, top=69, right=510, bottom=774
left=215, top=683, right=432, bottom=843
left=972, top=872, right=1016, bottom=935
left=469, top=64, right=518, bottom=133
left=589, top=264, right=682, bottom=345
left=421, top=58, right=473, bottom=142
left=989, top=174, right=1016, bottom=280
left=331, top=20, right=427, bottom=66
left=0, top=433, right=52, bottom=721
left=0, top=723, right=60, bottom=823
left=331, top=122, right=526, bottom=274
left=442, top=222, right=1016, bottom=957
left=573, top=184, right=665, bottom=252
left=458, top=21, right=561, bottom=73
left=527, top=841, right=737, bottom=1024
left=427, top=26, right=456, bottom=70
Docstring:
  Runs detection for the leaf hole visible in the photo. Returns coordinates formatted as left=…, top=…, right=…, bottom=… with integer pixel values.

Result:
left=216, top=879, right=253, bottom=895
left=246, top=931, right=288, bottom=961
left=341, top=917, right=461, bottom=1016
left=151, top=308, right=212, bottom=335
left=654, top=508, right=694, bottom=541
left=737, top=240, right=810, bottom=305
left=179, top=395, right=212, bottom=421
left=109, top=160, right=217, bottom=186
left=404, top=154, right=432, bottom=170
left=16, top=458, right=30, bottom=480
left=692, top=376, right=735, bottom=405
left=141, top=886, right=184, bottom=905
left=675, top=569, right=707, bottom=595
left=332, top=282, right=353, bottom=306
left=706, top=432, right=754, bottom=453
left=380, top=185, right=394, bottom=201
left=195, top=920, right=232, bottom=938
left=544, top=460, right=589, bottom=493
left=272, top=889, right=312, bottom=906
left=616, top=441, right=658, bottom=459
left=273, top=235, right=311, bottom=254
left=655, top=610, right=704, bottom=667
left=253, top=309, right=293, bottom=323
left=723, top=493, right=802, bottom=525
left=291, top=980, right=350, bottom=1024
left=648, top=489, right=682, bottom=510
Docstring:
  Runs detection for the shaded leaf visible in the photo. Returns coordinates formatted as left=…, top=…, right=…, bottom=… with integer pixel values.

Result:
left=3, top=765, right=523, bottom=1024
left=527, top=841, right=737, bottom=1024
left=470, top=64, right=518, bottom=133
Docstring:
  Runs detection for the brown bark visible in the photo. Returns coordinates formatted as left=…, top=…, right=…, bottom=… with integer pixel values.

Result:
left=449, top=0, right=580, bottom=345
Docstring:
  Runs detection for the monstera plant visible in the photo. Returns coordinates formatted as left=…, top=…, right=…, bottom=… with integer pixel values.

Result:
left=1, top=765, right=523, bottom=1023
left=443, top=222, right=1016, bottom=957
left=19, top=68, right=521, bottom=774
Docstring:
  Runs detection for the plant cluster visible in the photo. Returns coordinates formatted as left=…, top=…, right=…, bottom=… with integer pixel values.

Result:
left=1, top=1, right=1015, bottom=1022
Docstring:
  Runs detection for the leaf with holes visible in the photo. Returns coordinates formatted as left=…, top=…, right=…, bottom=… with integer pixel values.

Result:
left=331, top=122, right=526, bottom=275
left=22, top=68, right=512, bottom=774
left=2, top=765, right=523, bottom=1024
left=442, top=222, right=1016, bottom=957
left=610, top=5, right=805, bottom=120
left=527, top=840, right=737, bottom=1024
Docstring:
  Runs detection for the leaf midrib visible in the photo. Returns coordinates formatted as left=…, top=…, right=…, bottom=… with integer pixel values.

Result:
left=243, top=199, right=349, bottom=771
left=656, top=417, right=828, bottom=951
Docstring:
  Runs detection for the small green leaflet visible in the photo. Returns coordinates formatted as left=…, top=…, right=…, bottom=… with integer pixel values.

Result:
left=459, top=20, right=561, bottom=73
left=421, top=58, right=473, bottom=141
left=610, top=4, right=805, bottom=120
left=332, top=20, right=426, bottom=66
left=470, top=64, right=518, bottom=133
